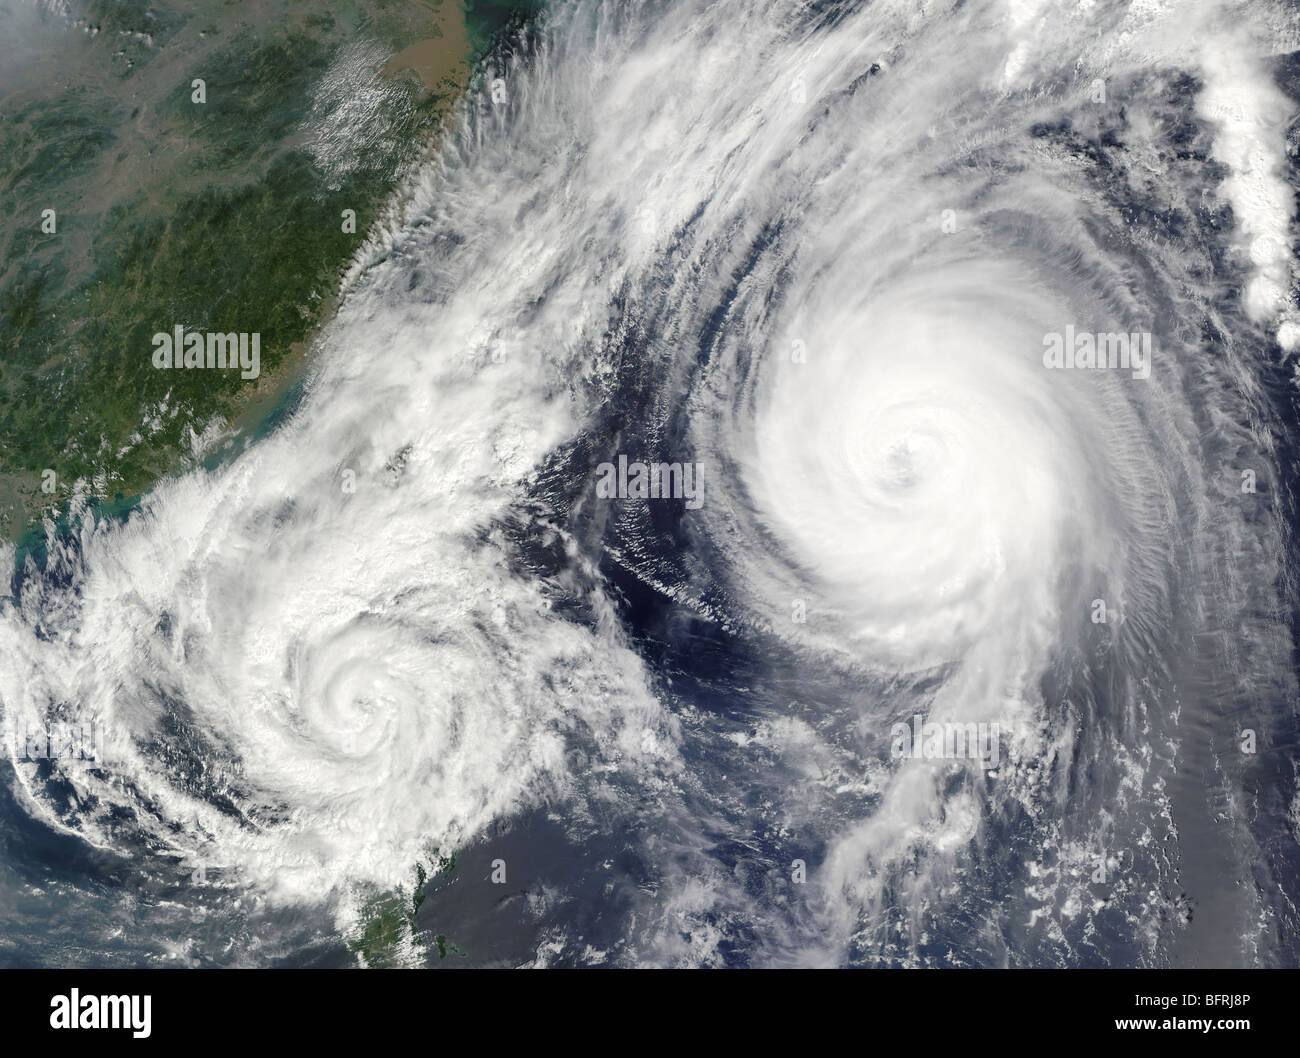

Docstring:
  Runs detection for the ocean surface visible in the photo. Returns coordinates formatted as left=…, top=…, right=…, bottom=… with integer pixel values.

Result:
left=2, top=0, right=1300, bottom=967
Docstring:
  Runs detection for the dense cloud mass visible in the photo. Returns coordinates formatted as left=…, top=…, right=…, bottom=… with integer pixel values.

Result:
left=2, top=0, right=1300, bottom=967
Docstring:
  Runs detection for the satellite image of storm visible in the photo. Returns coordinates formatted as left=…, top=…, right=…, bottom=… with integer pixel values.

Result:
left=2, top=0, right=1300, bottom=978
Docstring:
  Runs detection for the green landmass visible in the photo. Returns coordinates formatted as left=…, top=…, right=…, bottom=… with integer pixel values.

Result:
left=349, top=850, right=465, bottom=967
left=0, top=0, right=472, bottom=540
left=0, top=0, right=542, bottom=968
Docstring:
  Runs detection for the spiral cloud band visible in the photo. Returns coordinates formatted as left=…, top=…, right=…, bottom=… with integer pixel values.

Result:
left=2, top=0, right=1299, bottom=967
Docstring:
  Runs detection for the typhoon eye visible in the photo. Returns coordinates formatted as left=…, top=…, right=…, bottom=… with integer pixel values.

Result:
left=0, top=0, right=1296, bottom=975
